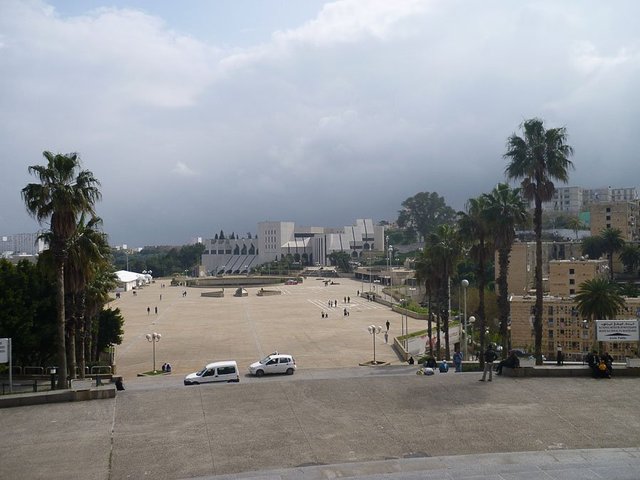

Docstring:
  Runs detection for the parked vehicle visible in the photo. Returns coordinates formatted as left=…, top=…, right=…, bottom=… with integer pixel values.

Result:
left=249, top=353, right=296, bottom=377
left=184, top=360, right=239, bottom=385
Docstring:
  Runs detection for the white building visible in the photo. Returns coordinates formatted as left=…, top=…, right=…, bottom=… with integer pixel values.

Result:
left=200, top=219, right=385, bottom=275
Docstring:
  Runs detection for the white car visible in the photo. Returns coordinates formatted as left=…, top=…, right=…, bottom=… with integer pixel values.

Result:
left=249, top=353, right=296, bottom=377
left=184, top=360, right=239, bottom=385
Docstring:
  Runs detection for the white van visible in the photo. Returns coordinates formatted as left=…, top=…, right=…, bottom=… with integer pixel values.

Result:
left=184, top=360, right=240, bottom=385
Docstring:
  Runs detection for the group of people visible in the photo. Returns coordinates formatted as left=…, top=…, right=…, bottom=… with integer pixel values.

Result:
left=586, top=351, right=614, bottom=378
left=161, top=363, right=172, bottom=373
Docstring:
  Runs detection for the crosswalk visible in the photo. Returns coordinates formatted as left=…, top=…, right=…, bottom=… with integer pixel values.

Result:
left=307, top=298, right=382, bottom=310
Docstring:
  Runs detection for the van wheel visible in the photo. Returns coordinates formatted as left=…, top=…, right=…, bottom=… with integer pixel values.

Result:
left=286, top=368, right=294, bottom=375
left=255, top=370, right=264, bottom=377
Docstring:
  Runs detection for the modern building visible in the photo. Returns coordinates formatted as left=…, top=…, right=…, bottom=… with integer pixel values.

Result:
left=200, top=219, right=385, bottom=275
left=541, top=186, right=583, bottom=213
left=548, top=259, right=608, bottom=297
left=0, top=232, right=45, bottom=256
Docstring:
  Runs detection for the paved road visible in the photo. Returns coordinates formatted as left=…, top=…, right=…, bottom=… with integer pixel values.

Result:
left=2, top=367, right=640, bottom=479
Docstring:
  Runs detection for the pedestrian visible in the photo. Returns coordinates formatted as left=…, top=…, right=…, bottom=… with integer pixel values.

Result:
left=147, top=306, right=150, bottom=315
left=160, top=294, right=162, bottom=301
left=334, top=299, right=337, bottom=307
left=357, top=290, right=360, bottom=296
left=386, top=320, right=390, bottom=331
left=344, top=308, right=347, bottom=317
left=384, top=331, right=388, bottom=344
left=347, top=296, right=350, bottom=303
left=453, top=349, right=463, bottom=372
left=408, top=356, right=415, bottom=365
left=344, top=296, right=347, bottom=303
left=479, top=344, right=498, bottom=382
left=154, top=306, right=158, bottom=314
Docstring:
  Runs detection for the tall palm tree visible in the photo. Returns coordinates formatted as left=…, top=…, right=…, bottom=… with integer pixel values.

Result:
left=504, top=118, right=574, bottom=364
left=65, top=215, right=111, bottom=379
left=567, top=216, right=585, bottom=241
left=427, top=223, right=462, bottom=360
left=483, top=183, right=530, bottom=357
left=22, top=152, right=101, bottom=388
left=575, top=278, right=625, bottom=349
left=600, top=228, right=625, bottom=280
left=458, top=196, right=492, bottom=365
left=415, top=248, right=436, bottom=355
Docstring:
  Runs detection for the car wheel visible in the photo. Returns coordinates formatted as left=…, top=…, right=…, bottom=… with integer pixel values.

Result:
left=286, top=368, right=294, bottom=375
left=255, top=369, right=264, bottom=377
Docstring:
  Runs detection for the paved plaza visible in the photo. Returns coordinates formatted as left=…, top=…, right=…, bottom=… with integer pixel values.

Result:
left=2, top=277, right=640, bottom=479
left=114, top=277, right=406, bottom=378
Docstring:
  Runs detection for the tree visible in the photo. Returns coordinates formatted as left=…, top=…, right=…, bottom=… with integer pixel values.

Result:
left=397, top=192, right=456, bottom=243
left=483, top=183, right=529, bottom=357
left=458, top=196, right=493, bottom=365
left=619, top=243, right=640, bottom=275
left=22, top=152, right=101, bottom=388
left=567, top=216, right=586, bottom=241
left=96, top=308, right=125, bottom=355
left=426, top=223, right=462, bottom=360
left=504, top=118, right=574, bottom=365
left=581, top=235, right=605, bottom=260
left=600, top=228, right=625, bottom=280
left=575, top=278, right=625, bottom=325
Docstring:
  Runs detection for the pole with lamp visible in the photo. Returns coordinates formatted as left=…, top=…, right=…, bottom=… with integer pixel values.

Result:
left=368, top=325, right=383, bottom=364
left=461, top=279, right=469, bottom=360
left=468, top=316, right=476, bottom=359
left=145, top=332, right=161, bottom=373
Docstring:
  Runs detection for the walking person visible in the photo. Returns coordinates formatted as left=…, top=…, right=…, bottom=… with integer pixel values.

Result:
left=386, top=320, right=390, bottom=331
left=453, top=349, right=463, bottom=372
left=154, top=306, right=158, bottom=314
left=479, top=344, right=498, bottom=382
left=384, top=331, right=388, bottom=344
left=147, top=306, right=150, bottom=315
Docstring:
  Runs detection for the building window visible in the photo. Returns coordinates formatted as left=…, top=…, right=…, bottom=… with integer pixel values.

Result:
left=569, top=289, right=575, bottom=295
left=569, top=268, right=575, bottom=275
left=569, top=279, right=575, bottom=285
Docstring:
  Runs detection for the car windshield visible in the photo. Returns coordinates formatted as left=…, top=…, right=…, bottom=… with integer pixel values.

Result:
left=260, top=355, right=272, bottom=364
left=196, top=368, right=206, bottom=376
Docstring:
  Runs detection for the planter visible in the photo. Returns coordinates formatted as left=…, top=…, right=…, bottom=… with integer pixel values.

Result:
left=626, top=357, right=640, bottom=368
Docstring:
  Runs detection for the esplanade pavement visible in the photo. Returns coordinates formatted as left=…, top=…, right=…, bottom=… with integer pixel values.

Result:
left=2, top=277, right=640, bottom=479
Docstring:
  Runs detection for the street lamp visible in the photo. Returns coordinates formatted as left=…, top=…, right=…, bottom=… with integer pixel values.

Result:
left=145, top=332, right=161, bottom=373
left=367, top=325, right=383, bottom=364
left=468, top=315, right=476, bottom=358
left=461, top=279, right=469, bottom=360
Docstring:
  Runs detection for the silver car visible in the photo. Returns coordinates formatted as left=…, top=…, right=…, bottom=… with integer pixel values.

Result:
left=249, top=353, right=296, bottom=377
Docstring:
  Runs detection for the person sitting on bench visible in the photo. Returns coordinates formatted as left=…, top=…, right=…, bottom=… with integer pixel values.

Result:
left=496, top=350, right=520, bottom=375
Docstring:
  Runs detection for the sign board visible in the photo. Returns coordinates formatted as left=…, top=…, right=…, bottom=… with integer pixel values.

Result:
left=596, top=320, right=640, bottom=342
left=0, top=338, right=8, bottom=363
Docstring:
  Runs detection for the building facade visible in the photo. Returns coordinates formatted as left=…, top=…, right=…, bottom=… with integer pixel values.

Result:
left=589, top=201, right=639, bottom=241
left=0, top=232, right=45, bottom=256
left=548, top=259, right=609, bottom=297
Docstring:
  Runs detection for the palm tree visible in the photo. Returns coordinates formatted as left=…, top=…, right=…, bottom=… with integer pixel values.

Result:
left=600, top=228, right=625, bottom=280
left=483, top=183, right=529, bottom=357
left=575, top=278, right=625, bottom=343
left=415, top=248, right=436, bottom=355
left=427, top=223, right=462, bottom=360
left=619, top=243, right=640, bottom=276
left=65, top=215, right=111, bottom=379
left=458, top=196, right=492, bottom=365
left=504, top=118, right=574, bottom=364
left=567, top=216, right=585, bottom=241
left=22, top=152, right=101, bottom=388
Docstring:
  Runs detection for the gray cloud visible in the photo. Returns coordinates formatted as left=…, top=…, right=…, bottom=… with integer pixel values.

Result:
left=1, top=0, right=639, bottom=246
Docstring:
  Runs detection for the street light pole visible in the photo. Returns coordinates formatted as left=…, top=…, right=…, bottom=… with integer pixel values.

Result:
left=145, top=332, right=161, bottom=373
left=368, top=325, right=383, bottom=364
left=469, top=316, right=476, bottom=359
left=461, top=279, right=469, bottom=360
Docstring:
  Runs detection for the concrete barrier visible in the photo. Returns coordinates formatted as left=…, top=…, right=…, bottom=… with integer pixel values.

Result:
left=0, top=385, right=116, bottom=409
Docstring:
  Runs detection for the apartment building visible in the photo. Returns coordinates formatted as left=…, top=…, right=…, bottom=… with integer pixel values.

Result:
left=548, top=259, right=609, bottom=297
left=589, top=201, right=639, bottom=241
left=509, top=294, right=640, bottom=361
left=0, top=232, right=45, bottom=255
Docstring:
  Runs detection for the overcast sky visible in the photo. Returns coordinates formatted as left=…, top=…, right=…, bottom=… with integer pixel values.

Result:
left=1, top=0, right=639, bottom=247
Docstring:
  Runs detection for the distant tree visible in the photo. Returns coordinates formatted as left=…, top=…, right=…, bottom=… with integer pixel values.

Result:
left=567, top=216, right=586, bottom=240
left=619, top=244, right=640, bottom=275
left=504, top=118, right=574, bottom=365
left=214, top=234, right=219, bottom=240
left=328, top=251, right=352, bottom=272
left=96, top=308, right=125, bottom=355
left=397, top=192, right=456, bottom=243
left=581, top=235, right=605, bottom=260
left=600, top=228, right=625, bottom=279
left=230, top=232, right=235, bottom=239
left=247, top=232, right=252, bottom=239
left=219, top=230, right=225, bottom=239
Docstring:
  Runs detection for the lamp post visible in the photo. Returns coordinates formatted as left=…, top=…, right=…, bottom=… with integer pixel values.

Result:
left=461, top=279, right=469, bottom=360
left=145, top=332, right=161, bottom=373
left=468, top=315, right=476, bottom=359
left=368, top=325, right=383, bottom=364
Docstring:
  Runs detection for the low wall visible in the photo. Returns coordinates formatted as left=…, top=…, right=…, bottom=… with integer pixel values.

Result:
left=0, top=385, right=116, bottom=409
left=201, top=289, right=224, bottom=297
left=257, top=289, right=281, bottom=296
left=503, top=366, right=640, bottom=378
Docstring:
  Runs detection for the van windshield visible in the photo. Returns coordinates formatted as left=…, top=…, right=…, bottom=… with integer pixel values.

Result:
left=196, top=368, right=206, bottom=376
